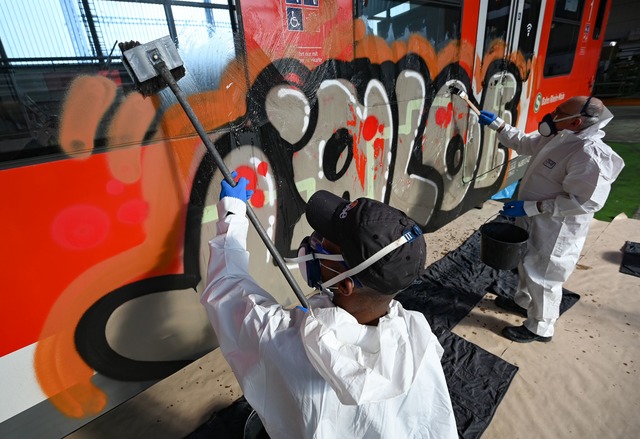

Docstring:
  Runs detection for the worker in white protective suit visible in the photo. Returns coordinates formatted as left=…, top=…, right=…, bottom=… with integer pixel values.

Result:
left=201, top=177, right=457, bottom=438
left=479, top=96, right=625, bottom=343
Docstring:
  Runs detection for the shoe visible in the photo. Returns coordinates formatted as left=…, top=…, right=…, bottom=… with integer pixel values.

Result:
left=502, top=325, right=552, bottom=343
left=494, top=295, right=528, bottom=317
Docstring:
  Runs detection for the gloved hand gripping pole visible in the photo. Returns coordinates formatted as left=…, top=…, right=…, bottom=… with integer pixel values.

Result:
left=120, top=37, right=311, bottom=312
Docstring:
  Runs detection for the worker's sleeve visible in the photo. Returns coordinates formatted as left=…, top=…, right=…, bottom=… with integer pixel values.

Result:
left=541, top=148, right=612, bottom=217
left=497, top=124, right=543, bottom=156
left=200, top=197, right=288, bottom=373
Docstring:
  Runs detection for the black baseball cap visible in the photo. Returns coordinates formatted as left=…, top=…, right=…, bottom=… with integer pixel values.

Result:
left=305, top=190, right=426, bottom=294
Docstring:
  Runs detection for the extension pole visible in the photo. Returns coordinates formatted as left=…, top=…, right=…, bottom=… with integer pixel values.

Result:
left=153, top=60, right=311, bottom=312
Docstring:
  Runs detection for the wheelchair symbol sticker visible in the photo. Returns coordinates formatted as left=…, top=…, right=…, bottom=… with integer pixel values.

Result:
left=287, top=8, right=303, bottom=31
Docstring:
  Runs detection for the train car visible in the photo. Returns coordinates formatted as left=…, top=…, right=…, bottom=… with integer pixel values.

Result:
left=0, top=0, right=611, bottom=437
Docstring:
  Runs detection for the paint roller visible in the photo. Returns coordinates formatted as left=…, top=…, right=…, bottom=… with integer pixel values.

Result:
left=119, top=37, right=311, bottom=312
left=448, top=85, right=481, bottom=116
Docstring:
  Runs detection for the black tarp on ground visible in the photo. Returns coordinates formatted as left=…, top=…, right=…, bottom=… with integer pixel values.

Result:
left=394, top=226, right=579, bottom=438
left=188, top=224, right=581, bottom=439
left=620, top=241, right=640, bottom=277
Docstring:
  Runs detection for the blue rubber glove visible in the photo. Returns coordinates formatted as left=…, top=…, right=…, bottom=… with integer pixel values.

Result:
left=220, top=171, right=254, bottom=202
left=479, top=110, right=505, bottom=130
left=500, top=200, right=527, bottom=217
left=478, top=110, right=497, bottom=126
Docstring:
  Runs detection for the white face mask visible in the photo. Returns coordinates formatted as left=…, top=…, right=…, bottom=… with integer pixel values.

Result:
left=538, top=112, right=582, bottom=137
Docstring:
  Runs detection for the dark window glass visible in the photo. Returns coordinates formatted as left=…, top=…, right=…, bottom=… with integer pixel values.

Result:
left=593, top=0, right=608, bottom=40
left=483, top=0, right=511, bottom=56
left=0, top=0, right=237, bottom=167
left=543, top=0, right=585, bottom=77
left=359, top=0, right=462, bottom=52
left=518, top=0, right=543, bottom=65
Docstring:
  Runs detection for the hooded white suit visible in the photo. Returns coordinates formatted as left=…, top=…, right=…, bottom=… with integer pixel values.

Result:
left=497, top=108, right=624, bottom=337
left=201, top=197, right=457, bottom=438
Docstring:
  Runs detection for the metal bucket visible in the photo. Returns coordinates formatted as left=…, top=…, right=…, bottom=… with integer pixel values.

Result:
left=479, top=222, right=528, bottom=270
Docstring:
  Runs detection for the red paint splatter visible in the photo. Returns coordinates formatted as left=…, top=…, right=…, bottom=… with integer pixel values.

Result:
left=117, top=199, right=149, bottom=225
left=363, top=115, right=379, bottom=141
left=435, top=103, right=454, bottom=128
left=236, top=165, right=265, bottom=208
left=352, top=134, right=366, bottom=190
left=283, top=73, right=302, bottom=86
left=373, top=138, right=384, bottom=159
left=51, top=205, right=110, bottom=250
left=257, top=161, right=268, bottom=177
left=378, top=124, right=384, bottom=134
left=347, top=106, right=358, bottom=127
left=250, top=190, right=265, bottom=208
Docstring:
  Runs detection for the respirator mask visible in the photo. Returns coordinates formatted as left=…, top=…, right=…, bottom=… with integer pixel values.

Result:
left=289, top=232, right=360, bottom=295
left=286, top=225, right=423, bottom=295
left=538, top=96, right=595, bottom=137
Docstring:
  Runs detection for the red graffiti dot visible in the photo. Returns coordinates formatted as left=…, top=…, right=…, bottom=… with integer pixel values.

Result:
left=283, top=72, right=302, bottom=86
left=378, top=124, right=384, bottom=134
left=250, top=190, right=265, bottom=208
left=236, top=166, right=257, bottom=190
left=435, top=104, right=454, bottom=127
left=235, top=165, right=266, bottom=209
left=257, top=161, right=268, bottom=177
left=106, top=179, right=125, bottom=195
left=373, top=138, right=385, bottom=159
left=363, top=116, right=379, bottom=141
left=117, top=199, right=149, bottom=225
left=347, top=106, right=358, bottom=127
left=51, top=205, right=110, bottom=250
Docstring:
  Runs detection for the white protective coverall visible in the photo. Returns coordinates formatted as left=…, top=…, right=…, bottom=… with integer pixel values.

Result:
left=201, top=197, right=457, bottom=439
left=497, top=108, right=624, bottom=337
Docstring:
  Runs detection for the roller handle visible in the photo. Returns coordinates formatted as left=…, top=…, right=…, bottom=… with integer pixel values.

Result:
left=155, top=63, right=312, bottom=313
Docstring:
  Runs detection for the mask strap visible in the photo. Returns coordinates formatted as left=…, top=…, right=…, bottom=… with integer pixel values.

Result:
left=580, top=96, right=594, bottom=117
left=285, top=253, right=344, bottom=263
left=320, top=225, right=422, bottom=289
left=552, top=113, right=582, bottom=123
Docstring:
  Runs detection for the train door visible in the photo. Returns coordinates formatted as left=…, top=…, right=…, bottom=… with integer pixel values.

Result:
left=472, top=0, right=545, bottom=189
left=530, top=0, right=611, bottom=131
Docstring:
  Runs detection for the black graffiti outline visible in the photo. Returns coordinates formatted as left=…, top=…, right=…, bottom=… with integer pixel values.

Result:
left=75, top=55, right=521, bottom=381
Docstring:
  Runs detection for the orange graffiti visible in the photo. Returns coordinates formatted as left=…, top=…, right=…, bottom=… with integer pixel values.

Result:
left=107, top=92, right=157, bottom=184
left=355, top=33, right=394, bottom=64
left=407, top=34, right=438, bottom=80
left=390, top=41, right=408, bottom=62
left=59, top=76, right=116, bottom=159
left=34, top=141, right=189, bottom=418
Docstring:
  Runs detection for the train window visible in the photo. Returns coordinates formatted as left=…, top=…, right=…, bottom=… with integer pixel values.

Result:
left=518, top=0, right=543, bottom=80
left=0, top=0, right=238, bottom=168
left=543, top=0, right=585, bottom=77
left=593, top=0, right=609, bottom=40
left=483, top=0, right=511, bottom=57
left=358, top=0, right=462, bottom=52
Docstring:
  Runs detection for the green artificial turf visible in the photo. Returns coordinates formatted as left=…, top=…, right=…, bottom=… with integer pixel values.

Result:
left=594, top=142, right=640, bottom=221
